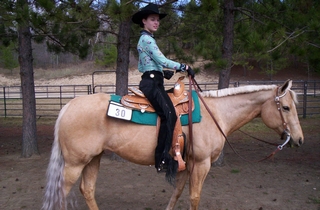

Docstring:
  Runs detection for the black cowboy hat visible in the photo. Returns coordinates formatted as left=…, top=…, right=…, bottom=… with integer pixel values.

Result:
left=132, top=3, right=167, bottom=27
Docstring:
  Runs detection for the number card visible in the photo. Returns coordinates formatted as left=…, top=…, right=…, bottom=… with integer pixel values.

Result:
left=107, top=101, right=132, bottom=121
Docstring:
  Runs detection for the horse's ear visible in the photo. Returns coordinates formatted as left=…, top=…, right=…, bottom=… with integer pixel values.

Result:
left=280, top=79, right=292, bottom=93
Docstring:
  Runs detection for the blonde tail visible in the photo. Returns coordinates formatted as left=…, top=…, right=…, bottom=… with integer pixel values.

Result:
left=42, top=103, right=70, bottom=210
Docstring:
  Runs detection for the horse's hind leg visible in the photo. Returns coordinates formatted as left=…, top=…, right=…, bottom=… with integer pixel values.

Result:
left=80, top=152, right=103, bottom=210
left=166, top=170, right=189, bottom=210
left=62, top=163, right=86, bottom=209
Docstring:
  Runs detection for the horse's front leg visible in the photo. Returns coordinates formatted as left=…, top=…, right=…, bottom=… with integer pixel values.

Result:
left=188, top=158, right=211, bottom=210
left=166, top=169, right=189, bottom=210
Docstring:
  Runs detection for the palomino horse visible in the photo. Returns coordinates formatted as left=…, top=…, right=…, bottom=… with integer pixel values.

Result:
left=42, top=79, right=303, bottom=210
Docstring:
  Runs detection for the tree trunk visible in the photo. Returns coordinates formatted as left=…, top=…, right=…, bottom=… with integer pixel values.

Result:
left=115, top=19, right=131, bottom=96
left=218, top=0, right=235, bottom=89
left=215, top=0, right=235, bottom=166
left=112, top=18, right=131, bottom=161
left=18, top=24, right=39, bottom=158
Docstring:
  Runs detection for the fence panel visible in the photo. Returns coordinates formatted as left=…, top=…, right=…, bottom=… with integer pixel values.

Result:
left=300, top=81, right=320, bottom=117
left=0, top=81, right=319, bottom=118
left=0, top=85, right=91, bottom=117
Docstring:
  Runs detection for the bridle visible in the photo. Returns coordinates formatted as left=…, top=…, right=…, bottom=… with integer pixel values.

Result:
left=188, top=77, right=292, bottom=162
left=275, top=87, right=291, bottom=150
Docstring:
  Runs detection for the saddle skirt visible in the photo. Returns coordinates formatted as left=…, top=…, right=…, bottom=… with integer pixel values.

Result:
left=121, top=76, right=192, bottom=172
left=121, top=77, right=194, bottom=114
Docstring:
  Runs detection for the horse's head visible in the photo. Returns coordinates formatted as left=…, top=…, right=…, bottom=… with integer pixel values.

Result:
left=261, top=80, right=304, bottom=148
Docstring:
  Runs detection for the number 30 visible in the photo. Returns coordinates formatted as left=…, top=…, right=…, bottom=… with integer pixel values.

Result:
left=115, top=108, right=126, bottom=117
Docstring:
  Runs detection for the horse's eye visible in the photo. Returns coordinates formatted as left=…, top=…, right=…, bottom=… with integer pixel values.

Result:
left=283, top=106, right=290, bottom=111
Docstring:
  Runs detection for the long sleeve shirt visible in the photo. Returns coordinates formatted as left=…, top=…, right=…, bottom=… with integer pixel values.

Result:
left=137, top=30, right=181, bottom=73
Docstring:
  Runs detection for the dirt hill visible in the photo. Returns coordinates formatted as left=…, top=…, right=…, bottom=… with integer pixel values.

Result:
left=0, top=61, right=319, bottom=87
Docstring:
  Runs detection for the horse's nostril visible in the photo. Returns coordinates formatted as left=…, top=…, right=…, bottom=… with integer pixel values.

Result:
left=298, top=138, right=303, bottom=146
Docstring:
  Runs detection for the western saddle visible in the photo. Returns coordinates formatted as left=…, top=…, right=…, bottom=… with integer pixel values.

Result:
left=121, top=76, right=194, bottom=172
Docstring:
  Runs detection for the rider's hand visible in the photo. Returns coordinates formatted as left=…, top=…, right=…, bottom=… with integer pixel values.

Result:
left=178, top=64, right=195, bottom=78
left=186, top=66, right=195, bottom=78
left=163, top=70, right=174, bottom=80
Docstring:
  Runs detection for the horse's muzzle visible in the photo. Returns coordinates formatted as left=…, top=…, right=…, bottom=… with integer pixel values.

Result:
left=288, top=137, right=303, bottom=147
left=281, top=130, right=303, bottom=147
left=280, top=129, right=302, bottom=148
left=297, top=137, right=303, bottom=147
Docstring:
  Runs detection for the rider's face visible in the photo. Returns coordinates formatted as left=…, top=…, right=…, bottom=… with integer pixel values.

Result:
left=142, top=14, right=160, bottom=34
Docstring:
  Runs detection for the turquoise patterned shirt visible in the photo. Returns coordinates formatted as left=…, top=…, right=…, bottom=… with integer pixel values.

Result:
left=137, top=30, right=181, bottom=73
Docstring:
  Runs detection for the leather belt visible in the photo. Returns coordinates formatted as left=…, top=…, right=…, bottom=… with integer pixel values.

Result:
left=141, top=70, right=163, bottom=79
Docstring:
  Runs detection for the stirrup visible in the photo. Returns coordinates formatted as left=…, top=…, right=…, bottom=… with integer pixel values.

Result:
left=174, top=142, right=186, bottom=172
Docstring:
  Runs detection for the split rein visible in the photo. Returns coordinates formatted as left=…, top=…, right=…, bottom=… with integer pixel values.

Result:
left=187, top=76, right=291, bottom=162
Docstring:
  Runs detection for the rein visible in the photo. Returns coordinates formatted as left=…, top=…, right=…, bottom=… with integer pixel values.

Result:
left=187, top=76, right=195, bottom=174
left=189, top=77, right=291, bottom=162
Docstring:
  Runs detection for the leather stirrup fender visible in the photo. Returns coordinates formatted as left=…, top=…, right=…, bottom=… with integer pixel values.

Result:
left=172, top=110, right=186, bottom=172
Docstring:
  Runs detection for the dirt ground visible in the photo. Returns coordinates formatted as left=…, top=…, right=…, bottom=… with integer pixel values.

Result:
left=1, top=63, right=320, bottom=210
left=0, top=116, right=319, bottom=210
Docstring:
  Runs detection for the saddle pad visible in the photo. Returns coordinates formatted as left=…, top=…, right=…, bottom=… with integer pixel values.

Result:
left=110, top=90, right=201, bottom=126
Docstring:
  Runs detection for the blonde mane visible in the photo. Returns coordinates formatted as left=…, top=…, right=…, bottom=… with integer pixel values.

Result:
left=200, top=85, right=277, bottom=98
left=200, top=84, right=299, bottom=104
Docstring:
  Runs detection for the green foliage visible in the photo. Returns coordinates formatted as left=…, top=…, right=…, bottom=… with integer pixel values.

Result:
left=95, top=35, right=117, bottom=67
left=233, top=52, right=253, bottom=72
left=215, top=58, right=228, bottom=71
left=1, top=0, right=320, bottom=76
left=179, top=0, right=222, bottom=62
left=0, top=0, right=101, bottom=61
left=204, top=62, right=214, bottom=70
left=0, top=42, right=19, bottom=70
left=129, top=0, right=320, bottom=77
left=95, top=44, right=117, bottom=67
left=40, top=1, right=100, bottom=59
left=106, top=0, right=136, bottom=24
left=230, top=0, right=320, bottom=76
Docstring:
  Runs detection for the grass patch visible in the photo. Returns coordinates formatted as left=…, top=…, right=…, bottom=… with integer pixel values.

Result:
left=308, top=196, right=320, bottom=204
left=0, top=117, right=23, bottom=126
left=239, top=116, right=320, bottom=133
left=0, top=117, right=56, bottom=126
left=240, top=118, right=269, bottom=132
left=231, top=169, right=240, bottom=174
left=36, top=118, right=57, bottom=125
left=300, top=115, right=320, bottom=130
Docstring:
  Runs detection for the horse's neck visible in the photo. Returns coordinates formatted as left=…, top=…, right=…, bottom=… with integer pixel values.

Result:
left=207, top=90, right=274, bottom=135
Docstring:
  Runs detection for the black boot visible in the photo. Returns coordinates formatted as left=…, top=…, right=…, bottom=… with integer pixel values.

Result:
left=155, top=152, right=168, bottom=172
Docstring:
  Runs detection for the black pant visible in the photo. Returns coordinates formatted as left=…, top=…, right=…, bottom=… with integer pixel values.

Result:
left=139, top=71, right=177, bottom=169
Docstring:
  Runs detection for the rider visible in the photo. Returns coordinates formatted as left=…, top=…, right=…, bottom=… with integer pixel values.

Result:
left=132, top=3, right=195, bottom=174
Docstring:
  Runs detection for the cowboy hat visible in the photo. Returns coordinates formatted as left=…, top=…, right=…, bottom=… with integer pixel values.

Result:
left=132, top=3, right=167, bottom=27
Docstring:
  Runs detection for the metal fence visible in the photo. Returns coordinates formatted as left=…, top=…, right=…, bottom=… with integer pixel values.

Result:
left=0, top=80, right=319, bottom=118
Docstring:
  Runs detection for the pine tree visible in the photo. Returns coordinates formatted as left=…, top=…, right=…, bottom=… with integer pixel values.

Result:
left=0, top=0, right=100, bottom=157
left=235, top=0, right=320, bottom=79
